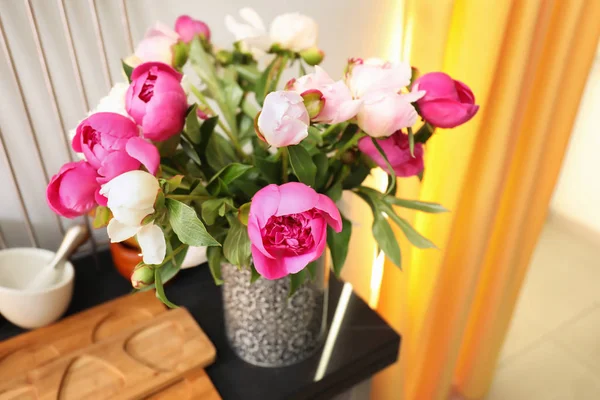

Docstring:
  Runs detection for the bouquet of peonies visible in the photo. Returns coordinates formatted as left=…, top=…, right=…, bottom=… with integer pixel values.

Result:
left=46, top=9, right=478, bottom=305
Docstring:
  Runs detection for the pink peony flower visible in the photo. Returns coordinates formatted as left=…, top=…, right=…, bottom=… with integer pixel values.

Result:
left=256, top=91, right=310, bottom=148
left=346, top=58, right=412, bottom=99
left=414, top=72, right=479, bottom=128
left=46, top=161, right=100, bottom=218
left=72, top=112, right=159, bottom=185
left=134, top=22, right=179, bottom=66
left=288, top=66, right=361, bottom=124
left=175, top=15, right=211, bottom=43
left=126, top=62, right=188, bottom=142
left=247, top=183, right=342, bottom=280
left=355, top=89, right=424, bottom=138
left=358, top=131, right=424, bottom=177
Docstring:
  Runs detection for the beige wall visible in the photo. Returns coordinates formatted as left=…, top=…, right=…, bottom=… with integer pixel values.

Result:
left=550, top=47, right=600, bottom=235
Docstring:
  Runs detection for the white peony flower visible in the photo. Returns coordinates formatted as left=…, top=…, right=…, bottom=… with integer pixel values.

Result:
left=91, top=82, right=130, bottom=117
left=269, top=13, right=318, bottom=52
left=100, top=170, right=166, bottom=265
left=225, top=9, right=319, bottom=55
left=225, top=8, right=271, bottom=57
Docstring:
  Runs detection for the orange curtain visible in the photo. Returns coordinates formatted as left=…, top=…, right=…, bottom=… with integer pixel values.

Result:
left=364, top=1, right=600, bottom=399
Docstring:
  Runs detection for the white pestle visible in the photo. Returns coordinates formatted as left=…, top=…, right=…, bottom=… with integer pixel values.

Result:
left=26, top=225, right=89, bottom=291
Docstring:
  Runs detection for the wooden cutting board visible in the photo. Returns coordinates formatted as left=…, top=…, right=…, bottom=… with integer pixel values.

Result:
left=0, top=291, right=221, bottom=399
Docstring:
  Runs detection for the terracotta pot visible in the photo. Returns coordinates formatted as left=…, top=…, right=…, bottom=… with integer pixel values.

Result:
left=109, top=241, right=142, bottom=280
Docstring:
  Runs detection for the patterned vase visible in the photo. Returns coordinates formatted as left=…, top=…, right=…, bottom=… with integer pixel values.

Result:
left=221, top=256, right=329, bottom=367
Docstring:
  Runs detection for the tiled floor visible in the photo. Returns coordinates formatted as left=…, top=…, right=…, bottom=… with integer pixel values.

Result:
left=488, top=214, right=600, bottom=399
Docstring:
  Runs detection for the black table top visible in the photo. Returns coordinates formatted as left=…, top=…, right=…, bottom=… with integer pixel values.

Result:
left=0, top=250, right=400, bottom=400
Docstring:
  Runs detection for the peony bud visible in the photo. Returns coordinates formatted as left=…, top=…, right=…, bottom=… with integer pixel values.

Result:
left=46, top=161, right=100, bottom=218
left=175, top=15, right=211, bottom=43
left=134, top=22, right=179, bottom=66
left=288, top=66, right=361, bottom=124
left=300, top=89, right=325, bottom=119
left=300, top=47, right=324, bottom=66
left=256, top=91, right=310, bottom=148
left=414, top=72, right=479, bottom=128
left=126, top=62, right=188, bottom=142
left=131, top=263, right=155, bottom=289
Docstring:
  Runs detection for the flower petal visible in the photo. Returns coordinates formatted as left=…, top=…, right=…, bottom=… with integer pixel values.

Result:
left=251, top=244, right=288, bottom=280
left=107, top=219, right=140, bottom=243
left=137, top=223, right=166, bottom=265
left=275, top=182, right=319, bottom=216
left=315, top=194, right=342, bottom=232
left=126, top=137, right=160, bottom=175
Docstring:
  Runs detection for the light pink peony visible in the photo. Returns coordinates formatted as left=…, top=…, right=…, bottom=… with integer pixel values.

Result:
left=46, top=161, right=100, bottom=218
left=72, top=112, right=159, bottom=185
left=358, top=131, right=424, bottom=177
left=247, top=183, right=342, bottom=280
left=414, top=72, right=479, bottom=128
left=355, top=89, right=424, bottom=138
left=346, top=58, right=412, bottom=99
left=175, top=15, right=211, bottom=43
left=256, top=91, right=310, bottom=148
left=288, top=66, right=361, bottom=124
left=134, top=22, right=179, bottom=65
left=126, top=62, right=188, bottom=142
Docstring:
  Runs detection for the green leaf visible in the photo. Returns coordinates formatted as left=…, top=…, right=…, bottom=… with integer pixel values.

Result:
left=255, top=155, right=281, bottom=184
left=255, top=55, right=288, bottom=105
left=93, top=206, right=111, bottom=229
left=414, top=122, right=435, bottom=144
left=172, top=41, right=189, bottom=69
left=371, top=137, right=396, bottom=195
left=206, top=133, right=237, bottom=171
left=250, top=263, right=261, bottom=283
left=356, top=191, right=402, bottom=268
left=185, top=104, right=202, bottom=144
left=238, top=202, right=251, bottom=226
left=154, top=266, right=178, bottom=308
left=312, top=153, right=329, bottom=190
left=208, top=163, right=253, bottom=186
left=306, top=261, right=318, bottom=280
left=289, top=269, right=306, bottom=297
left=206, top=246, right=224, bottom=285
left=234, top=64, right=261, bottom=82
left=199, top=117, right=219, bottom=152
left=378, top=202, right=437, bottom=249
left=408, top=126, right=415, bottom=157
left=122, top=60, right=133, bottom=83
left=384, top=197, right=448, bottom=213
left=163, top=175, right=184, bottom=193
left=327, top=215, right=352, bottom=277
left=201, top=198, right=233, bottom=225
left=222, top=78, right=244, bottom=111
left=223, top=215, right=252, bottom=267
left=166, top=198, right=220, bottom=247
left=342, top=161, right=371, bottom=190
left=181, top=138, right=202, bottom=166
left=326, top=182, right=343, bottom=202
left=288, top=145, right=317, bottom=187
left=372, top=213, right=402, bottom=268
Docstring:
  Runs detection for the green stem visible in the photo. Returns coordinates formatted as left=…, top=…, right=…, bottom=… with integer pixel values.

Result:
left=160, top=244, right=186, bottom=268
left=162, top=164, right=182, bottom=176
left=190, top=85, right=245, bottom=157
left=322, top=122, right=347, bottom=140
left=334, top=131, right=364, bottom=159
left=281, top=147, right=289, bottom=183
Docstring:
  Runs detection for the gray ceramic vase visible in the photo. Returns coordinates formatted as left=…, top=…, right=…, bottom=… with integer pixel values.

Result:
left=221, top=257, right=329, bottom=367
